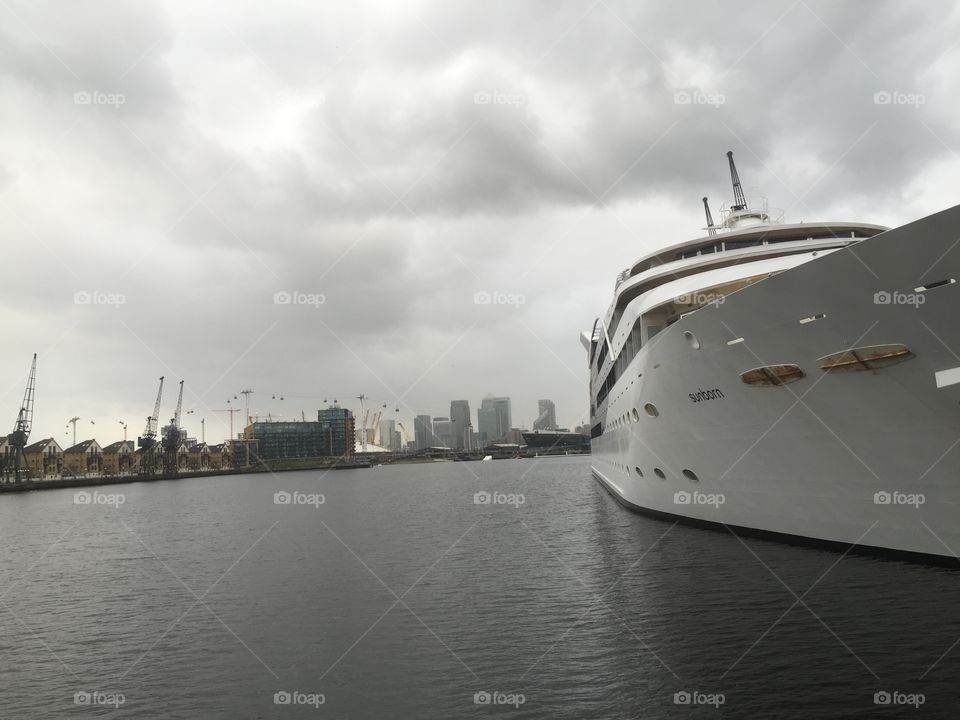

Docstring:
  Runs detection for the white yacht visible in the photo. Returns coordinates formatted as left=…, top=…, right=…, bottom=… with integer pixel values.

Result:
left=583, top=151, right=960, bottom=561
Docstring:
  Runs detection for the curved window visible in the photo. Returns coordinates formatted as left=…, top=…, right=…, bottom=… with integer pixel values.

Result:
left=632, top=408, right=640, bottom=422
left=653, top=468, right=666, bottom=479
left=644, top=403, right=660, bottom=417
left=682, top=469, right=699, bottom=482
left=740, top=364, right=805, bottom=386
left=635, top=467, right=643, bottom=477
left=817, top=344, right=913, bottom=372
left=684, top=331, right=701, bottom=350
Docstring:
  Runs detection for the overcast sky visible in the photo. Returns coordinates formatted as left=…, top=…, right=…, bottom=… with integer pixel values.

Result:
left=2, top=0, right=960, bottom=445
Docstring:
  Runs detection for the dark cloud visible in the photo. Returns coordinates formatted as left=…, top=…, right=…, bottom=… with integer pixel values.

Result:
left=2, top=0, right=960, bottom=439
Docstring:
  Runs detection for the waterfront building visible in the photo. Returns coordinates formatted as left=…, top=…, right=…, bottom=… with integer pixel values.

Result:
left=318, top=405, right=355, bottom=457
left=23, top=438, right=63, bottom=479
left=63, top=440, right=104, bottom=477
left=414, top=415, right=433, bottom=450
left=533, top=400, right=558, bottom=431
left=432, top=417, right=456, bottom=448
left=187, top=442, right=211, bottom=471
left=102, top=440, right=135, bottom=475
left=478, top=395, right=512, bottom=444
left=449, top=400, right=471, bottom=450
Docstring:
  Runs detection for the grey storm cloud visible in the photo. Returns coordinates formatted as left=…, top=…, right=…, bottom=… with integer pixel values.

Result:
left=1, top=0, right=959, bottom=443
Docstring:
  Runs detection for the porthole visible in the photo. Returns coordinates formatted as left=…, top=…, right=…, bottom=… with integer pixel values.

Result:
left=684, top=331, right=701, bottom=350
left=632, top=408, right=640, bottom=422
left=644, top=403, right=659, bottom=417
left=817, top=344, right=913, bottom=372
left=635, top=467, right=643, bottom=477
left=682, top=469, right=699, bottom=482
left=740, top=364, right=805, bottom=386
left=653, top=468, right=666, bottom=479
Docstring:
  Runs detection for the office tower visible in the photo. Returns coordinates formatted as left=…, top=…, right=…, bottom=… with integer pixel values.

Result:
left=414, top=415, right=433, bottom=450
left=478, top=395, right=512, bottom=444
left=533, top=399, right=557, bottom=431
left=449, top=400, right=471, bottom=450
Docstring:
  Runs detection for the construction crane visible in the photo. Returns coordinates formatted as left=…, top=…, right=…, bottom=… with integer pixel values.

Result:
left=702, top=196, right=717, bottom=236
left=239, top=388, right=254, bottom=427
left=727, top=150, right=748, bottom=211
left=137, top=376, right=164, bottom=475
left=162, top=380, right=184, bottom=478
left=214, top=407, right=241, bottom=441
left=9, top=353, right=37, bottom=483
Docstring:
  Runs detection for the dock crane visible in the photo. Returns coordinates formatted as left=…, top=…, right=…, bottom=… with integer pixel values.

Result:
left=137, top=376, right=164, bottom=475
left=9, top=353, right=37, bottom=482
left=162, top=380, right=185, bottom=478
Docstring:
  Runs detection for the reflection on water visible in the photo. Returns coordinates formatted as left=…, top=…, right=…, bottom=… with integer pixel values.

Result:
left=0, top=456, right=957, bottom=718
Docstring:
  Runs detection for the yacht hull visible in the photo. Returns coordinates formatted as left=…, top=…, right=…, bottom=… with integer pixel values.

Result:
left=592, top=202, right=960, bottom=559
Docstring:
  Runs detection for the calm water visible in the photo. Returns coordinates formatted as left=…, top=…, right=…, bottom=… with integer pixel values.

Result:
left=1, top=455, right=958, bottom=718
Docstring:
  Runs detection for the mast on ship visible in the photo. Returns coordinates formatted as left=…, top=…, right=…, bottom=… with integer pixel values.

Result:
left=702, top=196, right=716, bottom=236
left=727, top=150, right=747, bottom=211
